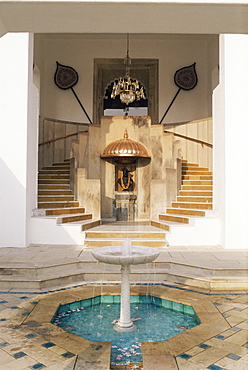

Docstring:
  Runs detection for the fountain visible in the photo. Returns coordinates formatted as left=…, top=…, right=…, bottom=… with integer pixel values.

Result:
left=91, top=238, right=160, bottom=332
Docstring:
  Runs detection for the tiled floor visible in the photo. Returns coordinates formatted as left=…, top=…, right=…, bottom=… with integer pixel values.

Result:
left=0, top=285, right=248, bottom=369
left=0, top=242, right=247, bottom=369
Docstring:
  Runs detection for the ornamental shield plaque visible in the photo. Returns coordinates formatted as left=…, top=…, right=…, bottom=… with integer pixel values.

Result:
left=174, top=63, right=198, bottom=91
left=54, top=61, right=78, bottom=90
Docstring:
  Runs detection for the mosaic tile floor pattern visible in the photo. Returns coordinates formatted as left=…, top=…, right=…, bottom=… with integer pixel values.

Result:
left=0, top=289, right=248, bottom=369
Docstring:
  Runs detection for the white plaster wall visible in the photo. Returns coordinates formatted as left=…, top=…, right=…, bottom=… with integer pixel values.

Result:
left=0, top=33, right=38, bottom=247
left=213, top=34, right=248, bottom=249
left=35, top=34, right=217, bottom=125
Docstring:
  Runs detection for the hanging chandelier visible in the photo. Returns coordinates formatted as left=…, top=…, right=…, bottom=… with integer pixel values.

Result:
left=111, top=34, right=147, bottom=106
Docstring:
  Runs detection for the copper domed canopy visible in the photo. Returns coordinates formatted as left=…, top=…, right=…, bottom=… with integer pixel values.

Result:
left=101, top=130, right=150, bottom=159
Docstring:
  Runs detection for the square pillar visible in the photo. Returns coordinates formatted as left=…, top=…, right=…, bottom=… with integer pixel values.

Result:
left=213, top=34, right=248, bottom=249
left=0, top=33, right=39, bottom=247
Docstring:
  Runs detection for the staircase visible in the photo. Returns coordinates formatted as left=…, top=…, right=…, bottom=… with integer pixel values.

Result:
left=151, top=160, right=213, bottom=238
left=33, top=161, right=100, bottom=231
left=84, top=228, right=167, bottom=248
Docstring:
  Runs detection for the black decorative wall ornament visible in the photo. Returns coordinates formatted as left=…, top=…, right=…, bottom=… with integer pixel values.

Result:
left=54, top=62, right=78, bottom=90
left=54, top=62, right=92, bottom=124
left=159, top=62, right=198, bottom=124
left=174, top=63, right=198, bottom=91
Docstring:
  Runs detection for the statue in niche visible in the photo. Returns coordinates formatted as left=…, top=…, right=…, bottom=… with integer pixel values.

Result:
left=117, top=167, right=134, bottom=191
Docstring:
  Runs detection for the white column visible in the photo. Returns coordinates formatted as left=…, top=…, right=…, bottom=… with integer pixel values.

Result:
left=213, top=34, right=248, bottom=249
left=0, top=33, right=39, bottom=247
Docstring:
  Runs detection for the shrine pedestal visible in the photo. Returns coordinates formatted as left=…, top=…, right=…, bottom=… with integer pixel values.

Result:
left=115, top=193, right=137, bottom=221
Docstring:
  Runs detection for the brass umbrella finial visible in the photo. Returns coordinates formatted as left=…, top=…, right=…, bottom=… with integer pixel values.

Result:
left=101, top=130, right=150, bottom=159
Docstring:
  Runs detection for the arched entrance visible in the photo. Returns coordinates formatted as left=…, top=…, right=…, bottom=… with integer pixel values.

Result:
left=93, top=58, right=158, bottom=124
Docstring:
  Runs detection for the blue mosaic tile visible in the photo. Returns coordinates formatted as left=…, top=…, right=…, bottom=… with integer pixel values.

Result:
left=225, top=298, right=233, bottom=301
left=101, top=295, right=114, bottom=304
left=213, top=302, right=222, bottom=306
left=30, top=363, right=46, bottom=369
left=130, top=295, right=140, bottom=304
left=140, top=295, right=151, bottom=304
left=22, top=312, right=30, bottom=316
left=215, top=335, right=226, bottom=340
left=19, top=296, right=29, bottom=299
left=61, top=352, right=75, bottom=359
left=245, top=320, right=248, bottom=323
left=172, top=301, right=184, bottom=313
left=31, top=301, right=39, bottom=304
left=0, top=318, right=7, bottom=322
left=242, top=342, right=248, bottom=348
left=207, top=365, right=223, bottom=370
left=10, top=306, right=19, bottom=309
left=113, top=295, right=120, bottom=304
left=80, top=298, right=91, bottom=309
left=92, top=296, right=101, bottom=305
left=161, top=299, right=172, bottom=309
left=26, top=333, right=37, bottom=339
left=42, top=342, right=55, bottom=348
left=69, top=301, right=80, bottom=310
left=12, top=325, right=21, bottom=329
left=233, top=308, right=242, bottom=311
left=0, top=342, right=9, bottom=348
left=177, top=353, right=192, bottom=360
left=230, top=327, right=241, bottom=332
left=226, top=354, right=241, bottom=360
left=183, top=305, right=195, bottom=315
left=0, top=300, right=7, bottom=304
left=198, top=343, right=211, bottom=349
left=222, top=313, right=230, bottom=317
left=151, top=296, right=161, bottom=307
left=13, top=351, right=26, bottom=359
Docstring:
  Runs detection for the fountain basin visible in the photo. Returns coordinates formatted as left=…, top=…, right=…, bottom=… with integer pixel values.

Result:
left=91, top=245, right=160, bottom=265
left=92, top=241, right=160, bottom=333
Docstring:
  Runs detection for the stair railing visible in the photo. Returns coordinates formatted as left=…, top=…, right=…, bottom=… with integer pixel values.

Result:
left=38, top=116, right=89, bottom=169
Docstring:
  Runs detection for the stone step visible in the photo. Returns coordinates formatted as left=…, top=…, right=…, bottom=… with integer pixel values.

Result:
left=150, top=220, right=170, bottom=231
left=85, top=231, right=167, bottom=239
left=182, top=175, right=212, bottom=180
left=181, top=161, right=198, bottom=166
left=38, top=174, right=70, bottom=179
left=84, top=239, right=167, bottom=248
left=182, top=180, right=213, bottom=185
left=1, top=263, right=245, bottom=290
left=182, top=166, right=209, bottom=171
left=38, top=183, right=71, bottom=189
left=53, top=161, right=70, bottom=166
left=181, top=184, right=212, bottom=190
left=38, top=201, right=80, bottom=208
left=182, top=171, right=212, bottom=177
left=38, top=190, right=73, bottom=195
left=171, top=202, right=212, bottom=210
left=42, top=166, right=70, bottom=170
left=38, top=179, right=70, bottom=184
left=34, top=207, right=86, bottom=216
left=39, top=170, right=70, bottom=175
left=81, top=219, right=101, bottom=231
left=38, top=195, right=75, bottom=202
left=158, top=214, right=189, bottom=224
left=179, top=190, right=213, bottom=196
left=166, top=208, right=205, bottom=217
left=177, top=196, right=213, bottom=203
left=57, top=213, right=92, bottom=224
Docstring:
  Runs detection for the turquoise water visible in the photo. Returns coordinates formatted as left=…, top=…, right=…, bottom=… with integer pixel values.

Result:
left=52, top=295, right=199, bottom=369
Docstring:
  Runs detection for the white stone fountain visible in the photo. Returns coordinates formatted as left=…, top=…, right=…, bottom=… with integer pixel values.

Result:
left=91, top=239, right=160, bottom=332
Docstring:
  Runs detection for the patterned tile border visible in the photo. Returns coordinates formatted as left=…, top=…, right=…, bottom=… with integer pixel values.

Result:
left=1, top=284, right=248, bottom=369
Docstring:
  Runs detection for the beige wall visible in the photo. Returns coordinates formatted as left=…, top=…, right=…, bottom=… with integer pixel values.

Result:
left=35, top=34, right=218, bottom=125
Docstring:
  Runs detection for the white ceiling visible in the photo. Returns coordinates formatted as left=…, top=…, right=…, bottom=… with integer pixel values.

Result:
left=0, top=1, right=247, bottom=36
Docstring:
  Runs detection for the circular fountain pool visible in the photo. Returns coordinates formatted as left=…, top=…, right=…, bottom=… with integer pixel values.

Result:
left=52, top=295, right=200, bottom=370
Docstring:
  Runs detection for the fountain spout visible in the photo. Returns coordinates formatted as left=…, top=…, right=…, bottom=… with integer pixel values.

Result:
left=91, top=241, right=160, bottom=332
left=122, top=238, right=132, bottom=256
